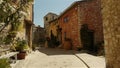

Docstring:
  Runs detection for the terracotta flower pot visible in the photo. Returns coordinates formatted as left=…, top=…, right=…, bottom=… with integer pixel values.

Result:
left=63, top=40, right=72, bottom=50
left=17, top=52, right=26, bottom=59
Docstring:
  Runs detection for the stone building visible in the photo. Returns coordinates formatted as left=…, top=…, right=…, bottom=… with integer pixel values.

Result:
left=47, top=18, right=60, bottom=47
left=58, top=0, right=103, bottom=50
left=0, top=0, right=34, bottom=55
left=0, top=0, right=34, bottom=50
left=11, top=0, right=34, bottom=49
left=48, top=19, right=58, bottom=38
left=101, top=0, right=120, bottom=68
left=32, top=25, right=45, bottom=45
left=24, top=1, right=34, bottom=49
left=44, top=12, right=58, bottom=37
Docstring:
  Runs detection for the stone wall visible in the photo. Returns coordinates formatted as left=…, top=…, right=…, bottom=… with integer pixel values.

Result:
left=79, top=0, right=103, bottom=45
left=44, top=13, right=58, bottom=37
left=101, top=0, right=120, bottom=68
left=33, top=26, right=45, bottom=45
left=59, top=0, right=103, bottom=50
left=48, top=19, right=58, bottom=38
left=58, top=3, right=80, bottom=50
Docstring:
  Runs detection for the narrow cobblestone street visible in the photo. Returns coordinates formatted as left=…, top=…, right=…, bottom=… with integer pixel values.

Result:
left=13, top=47, right=105, bottom=68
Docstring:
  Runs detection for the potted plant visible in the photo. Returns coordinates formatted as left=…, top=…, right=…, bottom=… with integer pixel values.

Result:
left=16, top=40, right=29, bottom=59
left=63, top=38, right=72, bottom=50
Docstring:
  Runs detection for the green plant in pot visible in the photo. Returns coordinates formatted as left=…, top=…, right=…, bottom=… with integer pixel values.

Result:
left=16, top=40, right=29, bottom=59
left=16, top=40, right=28, bottom=52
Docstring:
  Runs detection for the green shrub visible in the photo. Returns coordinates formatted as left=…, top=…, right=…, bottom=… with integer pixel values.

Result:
left=3, top=31, right=17, bottom=44
left=0, top=58, right=11, bottom=68
left=15, top=40, right=29, bottom=52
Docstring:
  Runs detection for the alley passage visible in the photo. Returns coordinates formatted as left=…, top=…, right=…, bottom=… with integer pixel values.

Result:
left=14, top=48, right=105, bottom=68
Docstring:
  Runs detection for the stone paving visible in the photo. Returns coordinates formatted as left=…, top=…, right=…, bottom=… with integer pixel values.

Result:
left=13, top=48, right=105, bottom=68
left=75, top=53, right=106, bottom=68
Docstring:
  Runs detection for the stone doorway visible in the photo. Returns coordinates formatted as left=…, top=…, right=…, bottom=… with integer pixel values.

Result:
left=80, top=24, right=94, bottom=51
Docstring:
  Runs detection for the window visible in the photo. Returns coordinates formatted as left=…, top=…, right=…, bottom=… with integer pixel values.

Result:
left=63, top=16, right=69, bottom=23
left=52, top=16, right=54, bottom=20
left=45, top=17, right=48, bottom=21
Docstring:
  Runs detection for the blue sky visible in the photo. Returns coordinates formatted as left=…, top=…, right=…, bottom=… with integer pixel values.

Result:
left=34, top=0, right=79, bottom=27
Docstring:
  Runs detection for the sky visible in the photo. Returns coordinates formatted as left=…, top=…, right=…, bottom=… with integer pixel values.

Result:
left=34, top=0, right=79, bottom=27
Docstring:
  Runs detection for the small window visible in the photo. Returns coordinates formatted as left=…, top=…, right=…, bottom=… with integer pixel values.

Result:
left=63, top=16, right=69, bottom=23
left=52, top=16, right=54, bottom=20
left=45, top=17, right=48, bottom=21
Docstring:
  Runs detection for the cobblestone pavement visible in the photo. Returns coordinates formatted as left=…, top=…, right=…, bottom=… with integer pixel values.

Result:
left=14, top=47, right=105, bottom=68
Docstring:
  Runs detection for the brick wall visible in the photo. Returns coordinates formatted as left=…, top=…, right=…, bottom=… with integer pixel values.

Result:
left=59, top=0, right=103, bottom=50
left=79, top=0, right=103, bottom=45
left=59, top=4, right=80, bottom=50
left=101, top=0, right=120, bottom=68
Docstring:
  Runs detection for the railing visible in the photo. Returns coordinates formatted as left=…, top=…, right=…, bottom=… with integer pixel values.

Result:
left=0, top=47, right=19, bottom=64
left=0, top=52, right=18, bottom=59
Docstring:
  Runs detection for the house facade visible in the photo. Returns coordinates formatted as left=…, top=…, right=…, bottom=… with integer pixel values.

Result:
left=47, top=18, right=60, bottom=47
left=32, top=25, right=45, bottom=45
left=0, top=0, right=34, bottom=53
left=24, top=2, right=34, bottom=49
left=48, top=19, right=58, bottom=39
left=12, top=0, right=34, bottom=49
left=44, top=12, right=58, bottom=38
left=59, top=0, right=103, bottom=50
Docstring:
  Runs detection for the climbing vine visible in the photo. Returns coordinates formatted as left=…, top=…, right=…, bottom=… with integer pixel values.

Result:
left=0, top=0, right=33, bottom=45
